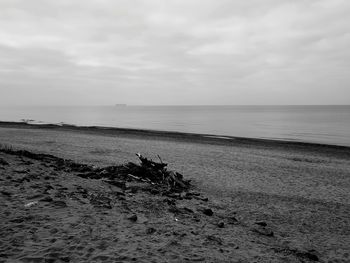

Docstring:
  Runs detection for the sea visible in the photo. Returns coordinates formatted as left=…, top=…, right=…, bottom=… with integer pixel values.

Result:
left=1, top=105, right=349, bottom=147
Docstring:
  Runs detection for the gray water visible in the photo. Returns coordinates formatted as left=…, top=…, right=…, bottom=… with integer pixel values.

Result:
left=1, top=105, right=349, bottom=147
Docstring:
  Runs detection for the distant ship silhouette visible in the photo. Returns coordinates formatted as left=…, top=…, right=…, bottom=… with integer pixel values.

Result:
left=115, top=104, right=127, bottom=107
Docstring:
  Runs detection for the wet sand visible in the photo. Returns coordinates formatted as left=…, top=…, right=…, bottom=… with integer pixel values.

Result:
left=0, top=122, right=350, bottom=262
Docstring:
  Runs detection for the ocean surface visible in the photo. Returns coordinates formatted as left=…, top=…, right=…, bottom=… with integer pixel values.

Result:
left=1, top=105, right=349, bottom=147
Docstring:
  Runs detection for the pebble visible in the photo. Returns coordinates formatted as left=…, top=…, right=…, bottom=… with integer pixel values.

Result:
left=255, top=221, right=267, bottom=227
left=251, top=227, right=274, bottom=237
left=52, top=200, right=67, bottom=208
left=217, top=222, right=225, bottom=228
left=127, top=214, right=138, bottom=222
left=40, top=196, right=53, bottom=202
left=202, top=208, right=213, bottom=216
left=24, top=201, right=38, bottom=208
left=227, top=216, right=239, bottom=225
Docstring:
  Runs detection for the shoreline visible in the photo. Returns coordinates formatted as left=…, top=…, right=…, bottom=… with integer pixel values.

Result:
left=1, top=119, right=350, bottom=204
left=1, top=121, right=350, bottom=152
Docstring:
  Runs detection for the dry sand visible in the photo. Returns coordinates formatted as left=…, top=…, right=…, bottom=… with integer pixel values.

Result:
left=0, top=122, right=349, bottom=262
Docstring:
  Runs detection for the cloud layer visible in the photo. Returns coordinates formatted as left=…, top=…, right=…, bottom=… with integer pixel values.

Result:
left=1, top=0, right=349, bottom=105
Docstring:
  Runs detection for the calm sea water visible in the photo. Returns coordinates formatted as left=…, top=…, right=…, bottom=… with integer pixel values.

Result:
left=1, top=105, right=349, bottom=147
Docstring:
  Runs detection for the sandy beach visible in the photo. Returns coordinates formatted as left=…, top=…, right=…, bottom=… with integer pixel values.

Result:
left=1, top=122, right=349, bottom=262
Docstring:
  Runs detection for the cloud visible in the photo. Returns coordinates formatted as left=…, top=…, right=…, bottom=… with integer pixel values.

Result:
left=0, top=0, right=349, bottom=105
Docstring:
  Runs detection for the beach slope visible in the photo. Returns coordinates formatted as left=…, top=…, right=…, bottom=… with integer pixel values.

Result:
left=0, top=122, right=349, bottom=262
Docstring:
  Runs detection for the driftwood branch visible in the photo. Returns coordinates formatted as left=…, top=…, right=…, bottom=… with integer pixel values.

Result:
left=136, top=153, right=167, bottom=170
left=134, top=153, right=189, bottom=192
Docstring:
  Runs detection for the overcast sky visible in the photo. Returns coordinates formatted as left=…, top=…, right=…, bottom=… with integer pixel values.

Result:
left=1, top=0, right=349, bottom=105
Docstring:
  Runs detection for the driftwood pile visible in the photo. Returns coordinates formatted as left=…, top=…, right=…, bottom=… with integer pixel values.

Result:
left=93, top=153, right=191, bottom=193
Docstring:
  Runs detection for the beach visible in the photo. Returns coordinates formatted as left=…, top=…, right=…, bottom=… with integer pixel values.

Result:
left=1, top=122, right=349, bottom=262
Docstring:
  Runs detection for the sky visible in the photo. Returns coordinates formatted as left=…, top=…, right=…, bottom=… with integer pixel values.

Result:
left=0, top=0, right=349, bottom=106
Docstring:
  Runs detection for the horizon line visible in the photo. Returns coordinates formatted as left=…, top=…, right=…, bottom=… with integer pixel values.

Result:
left=1, top=104, right=350, bottom=107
